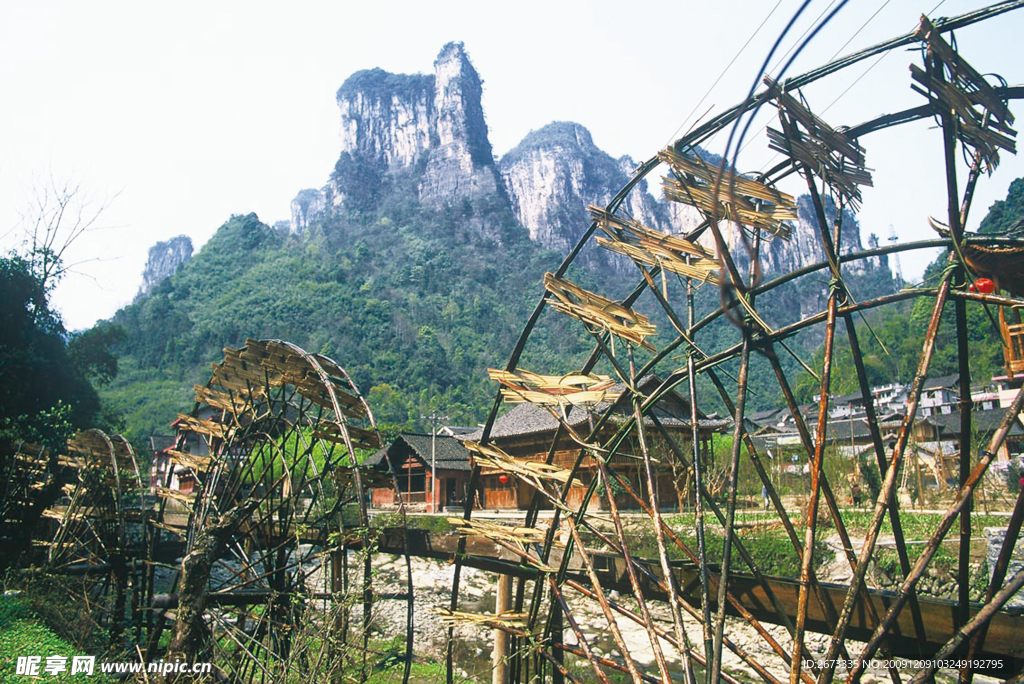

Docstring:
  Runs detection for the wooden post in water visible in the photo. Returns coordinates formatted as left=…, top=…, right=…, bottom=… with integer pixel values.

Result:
left=492, top=573, right=511, bottom=684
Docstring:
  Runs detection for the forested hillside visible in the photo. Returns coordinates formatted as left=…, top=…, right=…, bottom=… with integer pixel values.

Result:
left=102, top=177, right=603, bottom=446
left=100, top=193, right=900, bottom=453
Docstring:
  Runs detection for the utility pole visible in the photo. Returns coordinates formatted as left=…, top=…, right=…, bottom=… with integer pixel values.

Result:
left=422, top=410, right=449, bottom=513
left=888, top=225, right=904, bottom=288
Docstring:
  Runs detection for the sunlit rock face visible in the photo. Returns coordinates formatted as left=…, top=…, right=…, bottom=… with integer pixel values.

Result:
left=284, top=42, right=893, bottom=305
left=498, top=122, right=671, bottom=271
left=417, top=42, right=500, bottom=206
left=337, top=69, right=434, bottom=173
left=137, top=235, right=192, bottom=299
left=290, top=188, right=327, bottom=235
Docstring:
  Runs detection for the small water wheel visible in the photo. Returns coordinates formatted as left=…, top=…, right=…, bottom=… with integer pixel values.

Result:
left=43, top=429, right=145, bottom=642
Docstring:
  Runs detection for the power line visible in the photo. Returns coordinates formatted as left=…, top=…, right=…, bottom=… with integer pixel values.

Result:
left=752, top=0, right=944, bottom=172
left=768, top=0, right=841, bottom=77
left=826, top=0, right=893, bottom=63
left=664, top=0, right=785, bottom=149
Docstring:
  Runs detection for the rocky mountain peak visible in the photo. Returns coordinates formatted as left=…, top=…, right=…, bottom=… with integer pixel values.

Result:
left=432, top=42, right=487, bottom=158
left=291, top=42, right=501, bottom=232
left=419, top=41, right=498, bottom=206
left=137, top=235, right=192, bottom=300
left=285, top=44, right=893, bottom=303
left=498, top=122, right=665, bottom=268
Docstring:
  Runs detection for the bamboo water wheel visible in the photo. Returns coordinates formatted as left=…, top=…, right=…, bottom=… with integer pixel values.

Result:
left=41, top=430, right=146, bottom=642
left=446, top=6, right=1024, bottom=684
left=141, top=339, right=414, bottom=682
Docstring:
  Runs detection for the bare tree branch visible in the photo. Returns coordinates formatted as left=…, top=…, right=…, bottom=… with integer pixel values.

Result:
left=16, top=171, right=118, bottom=293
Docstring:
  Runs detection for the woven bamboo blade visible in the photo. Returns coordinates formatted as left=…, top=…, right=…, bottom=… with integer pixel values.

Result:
left=334, top=467, right=391, bottom=489
left=766, top=80, right=867, bottom=165
left=488, top=368, right=620, bottom=405
left=911, top=65, right=1016, bottom=164
left=166, top=449, right=212, bottom=471
left=176, top=414, right=233, bottom=441
left=193, top=385, right=255, bottom=416
left=766, top=84, right=874, bottom=208
left=543, top=273, right=656, bottom=351
left=916, top=16, right=1014, bottom=125
left=447, top=517, right=553, bottom=549
left=908, top=17, right=1016, bottom=169
left=155, top=487, right=196, bottom=506
left=215, top=341, right=367, bottom=419
left=658, top=147, right=796, bottom=237
left=241, top=340, right=366, bottom=412
left=661, top=176, right=795, bottom=240
left=149, top=520, right=187, bottom=537
left=660, top=147, right=798, bottom=208
left=436, top=608, right=529, bottom=630
left=311, top=422, right=380, bottom=450
left=596, top=237, right=722, bottom=284
left=766, top=127, right=872, bottom=203
left=591, top=206, right=718, bottom=259
left=463, top=441, right=583, bottom=488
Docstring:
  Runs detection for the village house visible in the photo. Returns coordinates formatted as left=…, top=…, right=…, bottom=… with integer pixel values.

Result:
left=365, top=432, right=472, bottom=512
left=461, top=377, right=730, bottom=512
left=148, top=417, right=208, bottom=495
left=746, top=384, right=1024, bottom=495
left=919, top=374, right=960, bottom=416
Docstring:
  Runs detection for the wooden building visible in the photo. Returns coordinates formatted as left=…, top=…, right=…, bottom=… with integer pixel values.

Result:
left=148, top=418, right=204, bottom=495
left=366, top=433, right=472, bottom=512
left=465, top=378, right=730, bottom=511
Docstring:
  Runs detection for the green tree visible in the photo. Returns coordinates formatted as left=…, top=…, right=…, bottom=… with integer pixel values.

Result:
left=0, top=256, right=98, bottom=445
left=978, top=177, right=1024, bottom=234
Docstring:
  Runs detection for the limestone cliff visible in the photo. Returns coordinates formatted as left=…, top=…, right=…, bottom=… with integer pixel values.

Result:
left=498, top=122, right=665, bottom=270
left=418, top=42, right=499, bottom=205
left=291, top=42, right=501, bottom=233
left=284, top=41, right=892, bottom=302
left=336, top=68, right=435, bottom=174
left=137, top=236, right=192, bottom=299
left=290, top=188, right=327, bottom=234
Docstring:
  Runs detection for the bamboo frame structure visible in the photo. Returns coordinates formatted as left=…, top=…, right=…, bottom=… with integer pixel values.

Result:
left=446, top=5, right=1024, bottom=683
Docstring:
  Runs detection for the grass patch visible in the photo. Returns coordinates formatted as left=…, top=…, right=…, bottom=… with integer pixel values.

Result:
left=0, top=594, right=113, bottom=683
left=370, top=512, right=452, bottom=534
left=839, top=510, right=1008, bottom=539
left=574, top=513, right=833, bottom=579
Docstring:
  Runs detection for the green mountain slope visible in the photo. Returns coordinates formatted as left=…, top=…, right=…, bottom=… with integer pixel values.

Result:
left=102, top=178, right=601, bottom=447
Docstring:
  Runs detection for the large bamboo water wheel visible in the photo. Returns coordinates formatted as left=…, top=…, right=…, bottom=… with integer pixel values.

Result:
left=142, top=339, right=413, bottom=682
left=447, top=5, right=1024, bottom=683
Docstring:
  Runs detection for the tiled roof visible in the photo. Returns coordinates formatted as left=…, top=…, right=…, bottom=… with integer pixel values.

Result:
left=922, top=374, right=961, bottom=390
left=461, top=376, right=730, bottom=442
left=919, top=408, right=1024, bottom=436
left=832, top=390, right=868, bottom=405
left=750, top=406, right=1023, bottom=450
left=150, top=435, right=176, bottom=452
left=366, top=433, right=473, bottom=472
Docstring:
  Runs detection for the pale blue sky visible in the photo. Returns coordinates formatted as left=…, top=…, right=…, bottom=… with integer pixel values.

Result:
left=2, top=0, right=1023, bottom=329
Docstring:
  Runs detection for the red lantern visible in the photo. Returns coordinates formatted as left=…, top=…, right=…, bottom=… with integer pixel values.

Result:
left=969, top=277, right=996, bottom=294
left=498, top=474, right=508, bottom=484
